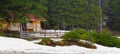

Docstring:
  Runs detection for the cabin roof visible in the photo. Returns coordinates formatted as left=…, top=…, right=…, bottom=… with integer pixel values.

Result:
left=27, top=14, right=46, bottom=21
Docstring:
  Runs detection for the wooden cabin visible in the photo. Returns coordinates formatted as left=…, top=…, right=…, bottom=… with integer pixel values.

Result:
left=26, top=18, right=46, bottom=32
left=1, top=14, right=46, bottom=32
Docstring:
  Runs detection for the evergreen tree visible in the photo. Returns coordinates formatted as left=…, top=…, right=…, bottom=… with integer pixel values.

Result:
left=0, top=0, right=48, bottom=20
left=109, top=0, right=120, bottom=31
left=48, top=0, right=101, bottom=30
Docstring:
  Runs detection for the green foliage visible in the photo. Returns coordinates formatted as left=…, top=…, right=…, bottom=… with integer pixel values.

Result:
left=39, top=38, right=51, bottom=45
left=74, top=28, right=95, bottom=43
left=56, top=40, right=96, bottom=49
left=62, top=30, right=80, bottom=41
left=92, top=31, right=113, bottom=46
left=0, top=32, right=5, bottom=36
left=74, top=28, right=88, bottom=39
left=0, top=30, right=20, bottom=38
left=0, top=0, right=119, bottom=31
left=62, top=28, right=95, bottom=43
left=0, top=0, right=48, bottom=22
left=39, top=38, right=55, bottom=46
left=0, top=22, right=2, bottom=29
left=90, top=30, right=120, bottom=48
left=11, top=34, right=19, bottom=38
left=48, top=0, right=101, bottom=30
left=53, top=25, right=59, bottom=30
left=65, top=28, right=120, bottom=48
left=20, top=16, right=29, bottom=23
left=39, top=38, right=97, bottom=49
left=78, top=41, right=97, bottom=49
left=55, top=40, right=65, bottom=46
left=107, top=0, right=120, bottom=31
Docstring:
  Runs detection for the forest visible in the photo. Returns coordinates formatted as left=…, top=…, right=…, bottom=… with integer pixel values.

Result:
left=0, top=0, right=120, bottom=31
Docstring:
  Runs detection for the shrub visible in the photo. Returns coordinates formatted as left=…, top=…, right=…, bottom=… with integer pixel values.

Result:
left=111, top=37, right=120, bottom=47
left=74, top=29, right=120, bottom=48
left=78, top=41, right=97, bottom=49
left=39, top=38, right=55, bottom=46
left=0, top=32, right=5, bottom=36
left=55, top=40, right=97, bottom=49
left=55, top=40, right=65, bottom=46
left=75, top=28, right=88, bottom=35
left=97, top=30, right=114, bottom=46
left=90, top=30, right=120, bottom=48
left=74, top=28, right=95, bottom=43
left=89, top=31, right=99, bottom=43
left=62, top=30, right=80, bottom=42
left=11, top=34, right=19, bottom=38
left=75, top=28, right=88, bottom=39
left=0, top=30, right=20, bottom=38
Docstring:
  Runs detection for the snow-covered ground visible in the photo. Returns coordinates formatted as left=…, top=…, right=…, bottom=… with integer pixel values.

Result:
left=0, top=36, right=120, bottom=54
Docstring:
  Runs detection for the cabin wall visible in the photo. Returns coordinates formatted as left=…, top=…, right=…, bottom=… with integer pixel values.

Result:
left=3, top=23, right=8, bottom=30
left=2, top=20, right=10, bottom=30
left=8, top=23, right=20, bottom=31
left=8, top=20, right=42, bottom=32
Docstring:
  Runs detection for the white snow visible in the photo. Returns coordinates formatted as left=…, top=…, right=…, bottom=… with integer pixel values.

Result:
left=0, top=36, right=120, bottom=54
left=44, top=30, right=70, bottom=32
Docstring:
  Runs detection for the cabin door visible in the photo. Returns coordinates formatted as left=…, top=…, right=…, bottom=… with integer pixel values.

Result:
left=40, top=21, right=45, bottom=29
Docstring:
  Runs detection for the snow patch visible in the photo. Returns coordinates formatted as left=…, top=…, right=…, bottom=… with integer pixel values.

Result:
left=0, top=36, right=120, bottom=54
